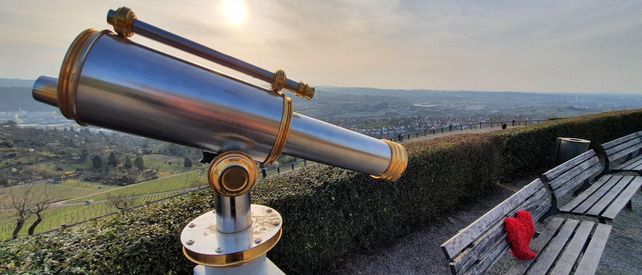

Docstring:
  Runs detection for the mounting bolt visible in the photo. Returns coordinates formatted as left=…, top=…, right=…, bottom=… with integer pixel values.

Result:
left=186, top=240, right=194, bottom=245
left=188, top=223, right=196, bottom=228
left=254, top=238, right=262, bottom=244
left=215, top=247, right=223, bottom=253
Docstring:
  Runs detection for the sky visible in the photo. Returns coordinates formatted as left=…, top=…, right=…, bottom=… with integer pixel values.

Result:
left=0, top=0, right=641, bottom=93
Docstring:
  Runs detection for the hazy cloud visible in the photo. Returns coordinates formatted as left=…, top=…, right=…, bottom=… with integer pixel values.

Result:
left=1, top=0, right=640, bottom=93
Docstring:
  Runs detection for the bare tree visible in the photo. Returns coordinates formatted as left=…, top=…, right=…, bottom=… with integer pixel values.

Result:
left=9, top=184, right=32, bottom=239
left=9, top=182, right=55, bottom=238
left=27, top=185, right=53, bottom=235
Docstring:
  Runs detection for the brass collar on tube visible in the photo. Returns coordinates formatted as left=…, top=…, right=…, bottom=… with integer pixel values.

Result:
left=58, top=29, right=108, bottom=125
left=264, top=94, right=293, bottom=164
left=371, top=140, right=408, bottom=182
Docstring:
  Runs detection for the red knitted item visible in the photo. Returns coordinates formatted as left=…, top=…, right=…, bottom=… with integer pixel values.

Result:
left=504, top=210, right=537, bottom=260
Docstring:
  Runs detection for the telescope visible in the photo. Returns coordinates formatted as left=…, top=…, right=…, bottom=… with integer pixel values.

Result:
left=32, top=7, right=407, bottom=274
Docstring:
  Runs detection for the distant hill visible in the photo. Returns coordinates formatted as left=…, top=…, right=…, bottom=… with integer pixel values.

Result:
left=0, top=78, right=34, bottom=88
left=1, top=78, right=641, bottom=115
left=0, top=86, right=55, bottom=112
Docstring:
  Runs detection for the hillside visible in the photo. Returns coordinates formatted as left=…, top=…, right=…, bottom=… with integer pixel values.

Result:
left=0, top=87, right=55, bottom=112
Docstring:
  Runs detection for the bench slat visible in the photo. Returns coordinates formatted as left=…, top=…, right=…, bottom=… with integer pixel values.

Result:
left=467, top=241, right=509, bottom=275
left=608, top=147, right=641, bottom=165
left=585, top=176, right=632, bottom=216
left=547, top=157, right=600, bottom=190
left=506, top=218, right=565, bottom=275
left=601, top=132, right=640, bottom=150
left=601, top=177, right=642, bottom=220
left=526, top=219, right=580, bottom=274
left=615, top=155, right=642, bottom=171
left=450, top=189, right=549, bottom=273
left=572, top=176, right=622, bottom=214
left=543, top=150, right=596, bottom=181
left=548, top=221, right=594, bottom=275
left=441, top=179, right=545, bottom=259
left=629, top=162, right=642, bottom=172
left=552, top=163, right=603, bottom=199
left=604, top=137, right=642, bottom=156
left=574, top=223, right=612, bottom=274
left=560, top=175, right=614, bottom=212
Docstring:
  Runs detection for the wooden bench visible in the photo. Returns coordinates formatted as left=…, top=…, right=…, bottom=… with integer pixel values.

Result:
left=600, top=131, right=642, bottom=175
left=441, top=179, right=612, bottom=274
left=542, top=149, right=642, bottom=222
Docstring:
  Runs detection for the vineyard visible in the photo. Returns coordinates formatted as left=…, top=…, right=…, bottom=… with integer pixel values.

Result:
left=65, top=169, right=206, bottom=204
left=0, top=170, right=206, bottom=239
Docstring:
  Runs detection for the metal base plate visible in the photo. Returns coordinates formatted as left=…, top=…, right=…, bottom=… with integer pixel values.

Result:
left=193, top=255, right=285, bottom=275
left=181, top=204, right=282, bottom=267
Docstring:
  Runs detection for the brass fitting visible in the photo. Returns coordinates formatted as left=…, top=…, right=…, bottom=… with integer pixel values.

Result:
left=208, top=152, right=258, bottom=197
left=264, top=95, right=293, bottom=164
left=294, top=81, right=315, bottom=100
left=371, top=140, right=408, bottom=182
left=58, top=29, right=107, bottom=125
left=271, top=69, right=286, bottom=92
left=108, top=7, right=137, bottom=38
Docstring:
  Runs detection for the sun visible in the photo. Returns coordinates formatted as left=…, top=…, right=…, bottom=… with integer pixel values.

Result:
left=220, top=0, right=248, bottom=27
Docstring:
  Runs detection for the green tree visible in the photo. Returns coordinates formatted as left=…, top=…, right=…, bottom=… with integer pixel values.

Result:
left=0, top=177, right=8, bottom=187
left=92, top=155, right=102, bottom=169
left=79, top=148, right=89, bottom=161
left=108, top=152, right=117, bottom=167
left=134, top=156, right=144, bottom=171
left=124, top=157, right=132, bottom=169
left=184, top=157, right=192, bottom=168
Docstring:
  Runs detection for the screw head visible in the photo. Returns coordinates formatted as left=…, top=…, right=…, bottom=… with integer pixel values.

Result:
left=266, top=208, right=273, bottom=213
left=215, top=247, right=223, bottom=253
left=272, top=221, right=280, bottom=226
left=254, top=238, right=262, bottom=244
left=186, top=240, right=194, bottom=245
left=188, top=223, right=196, bottom=228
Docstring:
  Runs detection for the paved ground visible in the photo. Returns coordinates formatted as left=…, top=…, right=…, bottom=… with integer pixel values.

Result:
left=334, top=178, right=642, bottom=274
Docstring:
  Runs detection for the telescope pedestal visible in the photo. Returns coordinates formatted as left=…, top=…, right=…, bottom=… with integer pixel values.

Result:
left=193, top=256, right=284, bottom=275
left=181, top=203, right=283, bottom=274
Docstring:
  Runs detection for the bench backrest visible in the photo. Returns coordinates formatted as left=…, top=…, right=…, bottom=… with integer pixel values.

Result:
left=541, top=150, right=603, bottom=200
left=600, top=131, right=642, bottom=165
left=440, top=179, right=552, bottom=275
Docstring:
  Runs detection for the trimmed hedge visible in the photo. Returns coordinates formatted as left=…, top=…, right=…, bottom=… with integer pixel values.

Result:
left=2, top=109, right=642, bottom=274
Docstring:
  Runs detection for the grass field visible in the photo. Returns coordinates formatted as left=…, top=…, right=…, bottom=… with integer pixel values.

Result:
left=0, top=179, right=115, bottom=208
left=0, top=159, right=308, bottom=240
left=65, top=169, right=206, bottom=204
left=0, top=170, right=207, bottom=239
left=142, top=154, right=200, bottom=177
left=0, top=190, right=188, bottom=239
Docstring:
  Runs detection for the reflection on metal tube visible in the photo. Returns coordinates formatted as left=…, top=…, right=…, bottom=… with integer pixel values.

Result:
left=32, top=29, right=407, bottom=181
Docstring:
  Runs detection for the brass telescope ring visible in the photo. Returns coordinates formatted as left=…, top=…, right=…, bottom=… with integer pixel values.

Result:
left=371, top=139, right=408, bottom=181
left=58, top=29, right=108, bottom=125
left=264, top=94, right=293, bottom=164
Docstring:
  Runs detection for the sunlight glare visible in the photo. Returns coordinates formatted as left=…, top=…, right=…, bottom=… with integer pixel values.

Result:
left=220, top=0, right=248, bottom=27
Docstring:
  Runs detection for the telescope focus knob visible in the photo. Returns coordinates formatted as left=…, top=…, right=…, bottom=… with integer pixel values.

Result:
left=107, top=7, right=137, bottom=38
left=208, top=152, right=258, bottom=197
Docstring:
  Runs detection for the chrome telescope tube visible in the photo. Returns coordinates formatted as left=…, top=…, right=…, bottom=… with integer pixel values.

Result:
left=33, top=29, right=406, bottom=181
